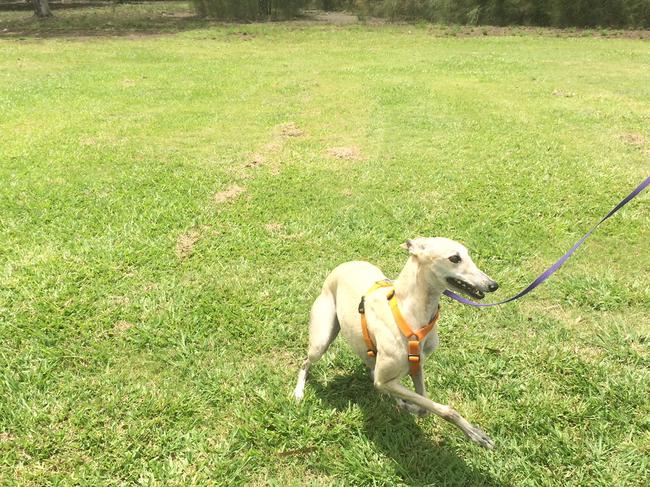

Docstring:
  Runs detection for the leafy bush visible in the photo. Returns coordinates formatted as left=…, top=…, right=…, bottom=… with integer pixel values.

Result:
left=315, top=0, right=357, bottom=11
left=190, top=0, right=308, bottom=19
left=357, top=0, right=650, bottom=28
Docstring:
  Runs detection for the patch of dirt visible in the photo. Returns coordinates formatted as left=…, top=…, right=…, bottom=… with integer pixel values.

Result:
left=214, top=184, right=246, bottom=204
left=264, top=141, right=283, bottom=152
left=327, top=145, right=364, bottom=161
left=227, top=31, right=255, bottom=40
left=278, top=122, right=304, bottom=137
left=113, top=320, right=135, bottom=332
left=0, top=432, right=15, bottom=442
left=245, top=153, right=266, bottom=168
left=176, top=229, right=200, bottom=259
left=121, top=78, right=137, bottom=87
left=552, top=89, right=575, bottom=97
left=342, top=189, right=353, bottom=197
left=619, top=133, right=645, bottom=146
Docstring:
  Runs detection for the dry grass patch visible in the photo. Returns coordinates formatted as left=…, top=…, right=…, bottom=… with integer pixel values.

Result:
left=264, top=140, right=283, bottom=152
left=619, top=132, right=645, bottom=146
left=113, top=321, right=135, bottom=332
left=278, top=122, right=304, bottom=137
left=265, top=222, right=284, bottom=233
left=214, top=184, right=246, bottom=204
left=176, top=229, right=200, bottom=259
left=79, top=136, right=98, bottom=146
left=0, top=432, right=15, bottom=442
left=246, top=153, right=266, bottom=168
left=326, top=146, right=364, bottom=161
left=552, top=89, right=575, bottom=97
left=569, top=344, right=605, bottom=362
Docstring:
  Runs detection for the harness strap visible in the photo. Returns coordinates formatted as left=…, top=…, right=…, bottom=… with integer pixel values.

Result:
left=359, top=281, right=440, bottom=377
left=388, top=291, right=439, bottom=377
left=359, top=280, right=393, bottom=358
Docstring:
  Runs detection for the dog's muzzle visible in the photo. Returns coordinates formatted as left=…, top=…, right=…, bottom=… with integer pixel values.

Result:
left=446, top=277, right=492, bottom=300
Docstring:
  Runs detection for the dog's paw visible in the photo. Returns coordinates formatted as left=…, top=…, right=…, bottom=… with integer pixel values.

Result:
left=293, top=388, right=304, bottom=403
left=465, top=425, right=495, bottom=450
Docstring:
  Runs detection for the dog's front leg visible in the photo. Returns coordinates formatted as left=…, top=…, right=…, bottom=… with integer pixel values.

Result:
left=396, top=371, right=430, bottom=417
left=411, top=371, right=426, bottom=397
left=375, top=378, right=495, bottom=449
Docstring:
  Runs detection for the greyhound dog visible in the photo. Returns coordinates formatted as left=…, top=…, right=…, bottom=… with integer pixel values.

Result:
left=293, top=237, right=499, bottom=449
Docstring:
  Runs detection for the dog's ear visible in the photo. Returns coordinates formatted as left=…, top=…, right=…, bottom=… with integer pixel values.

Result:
left=401, top=238, right=426, bottom=257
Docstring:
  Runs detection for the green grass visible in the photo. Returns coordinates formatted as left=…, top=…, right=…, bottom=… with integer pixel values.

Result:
left=1, top=3, right=649, bottom=485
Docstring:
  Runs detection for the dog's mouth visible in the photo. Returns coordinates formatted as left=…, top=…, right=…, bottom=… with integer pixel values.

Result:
left=446, top=277, right=485, bottom=300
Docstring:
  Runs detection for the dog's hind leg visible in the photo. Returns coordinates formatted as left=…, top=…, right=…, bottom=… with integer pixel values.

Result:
left=294, top=291, right=339, bottom=402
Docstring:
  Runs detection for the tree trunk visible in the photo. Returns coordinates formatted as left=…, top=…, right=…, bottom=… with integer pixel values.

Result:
left=32, top=0, right=52, bottom=18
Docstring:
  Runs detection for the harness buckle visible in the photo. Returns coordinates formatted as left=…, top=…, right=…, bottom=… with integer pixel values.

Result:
left=407, top=339, right=420, bottom=364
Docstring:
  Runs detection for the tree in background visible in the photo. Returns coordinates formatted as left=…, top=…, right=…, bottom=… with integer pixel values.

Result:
left=32, top=0, right=52, bottom=17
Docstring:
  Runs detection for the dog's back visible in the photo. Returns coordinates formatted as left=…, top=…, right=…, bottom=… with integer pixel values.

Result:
left=323, top=261, right=386, bottom=324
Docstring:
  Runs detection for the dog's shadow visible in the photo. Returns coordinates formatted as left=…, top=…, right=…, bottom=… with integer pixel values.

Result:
left=310, top=369, right=505, bottom=486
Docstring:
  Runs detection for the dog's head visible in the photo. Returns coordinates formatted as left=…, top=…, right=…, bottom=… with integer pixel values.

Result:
left=402, top=237, right=498, bottom=300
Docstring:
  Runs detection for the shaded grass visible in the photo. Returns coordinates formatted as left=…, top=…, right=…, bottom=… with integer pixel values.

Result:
left=1, top=3, right=649, bottom=485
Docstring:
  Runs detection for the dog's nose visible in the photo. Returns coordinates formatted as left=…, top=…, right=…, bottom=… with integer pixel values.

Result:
left=487, top=281, right=499, bottom=292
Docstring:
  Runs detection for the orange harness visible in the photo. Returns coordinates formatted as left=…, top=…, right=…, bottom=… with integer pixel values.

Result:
left=358, top=280, right=440, bottom=377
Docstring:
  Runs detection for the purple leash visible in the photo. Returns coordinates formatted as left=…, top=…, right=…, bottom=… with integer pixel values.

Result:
left=443, top=175, right=650, bottom=307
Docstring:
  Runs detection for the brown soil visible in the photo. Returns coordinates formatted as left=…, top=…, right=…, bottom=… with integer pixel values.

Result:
left=327, top=146, right=363, bottom=161
left=278, top=122, right=304, bottom=137
left=620, top=133, right=646, bottom=146
left=214, top=184, right=246, bottom=204
left=176, top=229, right=200, bottom=258
left=245, top=153, right=266, bottom=168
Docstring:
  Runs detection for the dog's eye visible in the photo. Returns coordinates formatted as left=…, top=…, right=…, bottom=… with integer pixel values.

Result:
left=448, top=254, right=461, bottom=264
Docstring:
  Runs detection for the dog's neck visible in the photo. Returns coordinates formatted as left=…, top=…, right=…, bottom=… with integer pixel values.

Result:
left=394, top=256, right=443, bottom=329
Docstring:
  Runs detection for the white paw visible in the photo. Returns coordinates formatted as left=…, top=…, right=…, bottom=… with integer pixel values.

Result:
left=293, top=388, right=304, bottom=402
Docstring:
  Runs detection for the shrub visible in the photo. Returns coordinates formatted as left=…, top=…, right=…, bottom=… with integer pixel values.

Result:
left=190, top=0, right=308, bottom=19
left=355, top=0, right=650, bottom=28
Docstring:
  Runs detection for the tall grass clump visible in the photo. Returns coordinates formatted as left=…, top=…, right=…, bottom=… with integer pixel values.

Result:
left=191, top=0, right=308, bottom=19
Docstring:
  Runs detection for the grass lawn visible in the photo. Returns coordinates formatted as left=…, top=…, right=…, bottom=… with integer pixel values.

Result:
left=1, top=3, right=649, bottom=485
